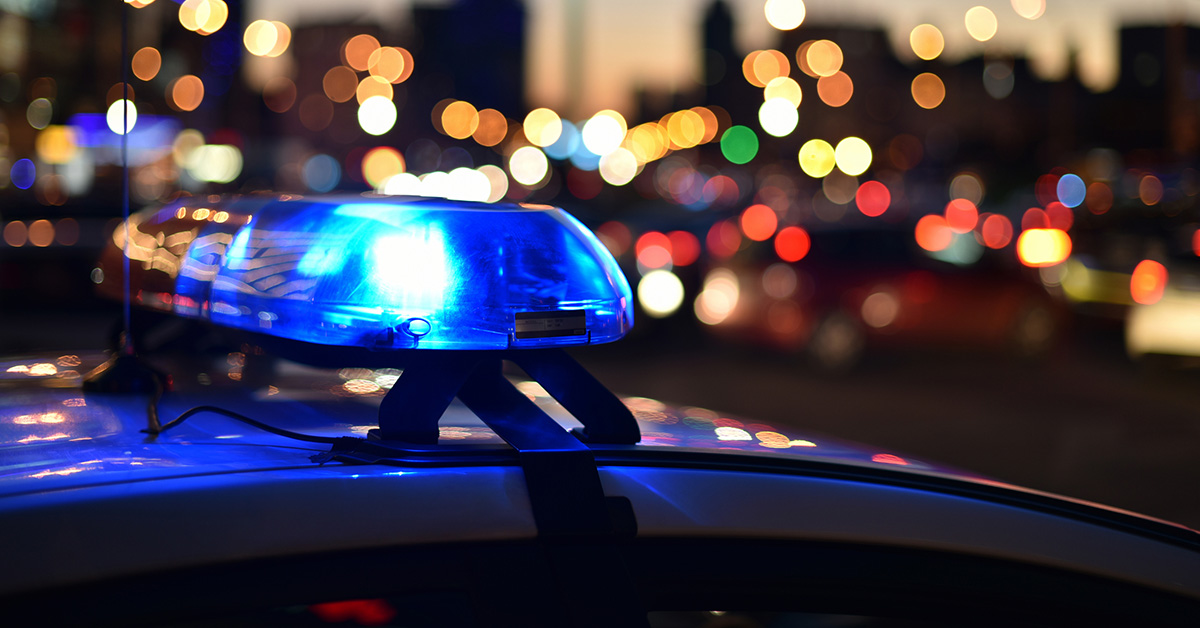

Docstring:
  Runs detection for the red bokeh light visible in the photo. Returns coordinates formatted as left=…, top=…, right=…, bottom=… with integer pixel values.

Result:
left=774, top=226, right=811, bottom=262
left=915, top=214, right=953, bottom=251
left=1130, top=259, right=1167, bottom=305
left=944, top=198, right=978, bottom=233
left=855, top=180, right=891, bottom=217
left=1045, top=201, right=1074, bottom=231
left=706, top=220, right=742, bottom=259
left=1021, top=207, right=1049, bottom=230
left=667, top=230, right=701, bottom=266
left=980, top=214, right=1013, bottom=249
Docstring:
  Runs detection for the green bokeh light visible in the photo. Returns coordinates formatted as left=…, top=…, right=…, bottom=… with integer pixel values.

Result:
left=720, top=125, right=758, bottom=165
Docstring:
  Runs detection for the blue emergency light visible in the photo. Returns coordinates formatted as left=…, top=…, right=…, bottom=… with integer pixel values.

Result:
left=135, top=195, right=634, bottom=350
left=98, top=193, right=640, bottom=445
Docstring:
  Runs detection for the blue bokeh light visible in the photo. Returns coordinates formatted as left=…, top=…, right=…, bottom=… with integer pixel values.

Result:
left=303, top=154, right=341, bottom=192
left=11, top=158, right=35, bottom=190
left=1057, top=173, right=1086, bottom=208
left=545, top=121, right=581, bottom=161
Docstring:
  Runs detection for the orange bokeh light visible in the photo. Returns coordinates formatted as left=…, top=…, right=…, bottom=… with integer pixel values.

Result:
left=323, top=66, right=358, bottom=103
left=980, top=214, right=1013, bottom=248
left=1130, top=260, right=1168, bottom=305
left=915, top=215, right=953, bottom=251
left=816, top=71, right=853, bottom=107
left=169, top=75, right=204, bottom=111
left=740, top=204, right=778, bottom=241
left=343, top=34, right=381, bottom=72
left=774, top=226, right=811, bottom=262
left=944, top=198, right=978, bottom=233
left=1016, top=228, right=1071, bottom=267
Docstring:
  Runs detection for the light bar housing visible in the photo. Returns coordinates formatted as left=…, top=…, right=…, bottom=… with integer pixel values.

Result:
left=98, top=194, right=633, bottom=350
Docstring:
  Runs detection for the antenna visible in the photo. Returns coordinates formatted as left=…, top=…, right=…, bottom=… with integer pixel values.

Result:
left=82, top=1, right=166, bottom=415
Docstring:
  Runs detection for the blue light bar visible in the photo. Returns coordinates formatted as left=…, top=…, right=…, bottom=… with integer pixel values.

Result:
left=110, top=195, right=633, bottom=350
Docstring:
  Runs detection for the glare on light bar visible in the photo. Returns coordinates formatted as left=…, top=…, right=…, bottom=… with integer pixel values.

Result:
left=98, top=195, right=633, bottom=350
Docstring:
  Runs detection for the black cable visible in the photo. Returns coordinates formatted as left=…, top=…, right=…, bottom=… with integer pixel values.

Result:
left=148, top=405, right=350, bottom=444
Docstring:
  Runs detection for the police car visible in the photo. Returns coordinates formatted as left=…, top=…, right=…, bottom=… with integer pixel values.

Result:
left=1, top=196, right=1197, bottom=626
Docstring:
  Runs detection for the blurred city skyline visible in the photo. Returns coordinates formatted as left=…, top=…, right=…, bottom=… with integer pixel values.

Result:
left=248, top=0, right=1200, bottom=116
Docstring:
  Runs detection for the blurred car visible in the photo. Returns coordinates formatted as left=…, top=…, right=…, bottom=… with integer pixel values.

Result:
left=699, top=226, right=1065, bottom=370
left=2, top=197, right=1198, bottom=627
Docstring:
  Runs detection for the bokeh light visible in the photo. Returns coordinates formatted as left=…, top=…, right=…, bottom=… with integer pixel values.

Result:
left=1130, top=260, right=1168, bottom=305
left=806, top=40, right=843, bottom=77
left=26, top=98, right=51, bottom=130
left=915, top=214, right=953, bottom=251
left=834, top=136, right=872, bottom=176
left=945, top=199, right=979, bottom=233
left=442, top=101, right=480, bottom=140
left=524, top=108, right=563, bottom=148
left=1021, top=207, right=1049, bottom=230
left=356, top=76, right=393, bottom=105
left=582, top=110, right=627, bottom=155
left=911, top=73, right=946, bottom=109
left=668, top=231, right=701, bottom=266
left=706, top=220, right=742, bottom=259
left=1086, top=182, right=1113, bottom=215
left=263, top=76, right=296, bottom=113
left=28, top=219, right=53, bottom=247
left=1139, top=174, right=1164, bottom=205
left=1011, top=0, right=1046, bottom=20
left=169, top=75, right=205, bottom=111
left=243, top=20, right=290, bottom=57
left=765, top=76, right=802, bottom=106
left=368, top=47, right=406, bottom=83
left=35, top=125, right=77, bottom=164
left=510, top=146, right=549, bottom=186
left=473, top=109, right=508, bottom=147
left=720, top=125, right=758, bottom=164
left=1057, top=173, right=1086, bottom=207
left=980, top=214, right=1014, bottom=248
left=799, top=139, right=836, bottom=178
left=343, top=34, right=380, bottom=71
left=1045, top=201, right=1074, bottom=231
left=132, top=47, right=161, bottom=81
left=106, top=99, right=137, bottom=134
left=322, top=66, right=357, bottom=103
left=362, top=147, right=405, bottom=188
left=478, top=164, right=509, bottom=203
left=816, top=71, right=853, bottom=107
left=910, top=24, right=945, bottom=61
left=743, top=49, right=789, bottom=87
left=639, top=270, right=685, bottom=318
left=4, top=221, right=27, bottom=246
left=11, top=159, right=35, bottom=190
left=774, top=226, right=810, bottom=262
left=185, top=145, right=242, bottom=183
left=758, top=98, right=798, bottom=137
left=357, top=96, right=397, bottom=135
left=304, top=154, right=341, bottom=192
left=965, top=7, right=998, bottom=42
left=950, top=172, right=985, bottom=204
left=599, top=148, right=638, bottom=186
left=1016, top=229, right=1071, bottom=267
left=740, top=204, right=778, bottom=241
left=764, top=0, right=806, bottom=31
left=695, top=268, right=740, bottom=325
left=855, top=181, right=891, bottom=217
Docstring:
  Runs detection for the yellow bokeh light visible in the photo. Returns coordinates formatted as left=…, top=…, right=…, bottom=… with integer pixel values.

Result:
left=628, top=123, right=668, bottom=162
left=509, top=146, right=549, bottom=186
left=835, top=136, right=872, bottom=176
left=666, top=110, right=706, bottom=148
left=692, top=106, right=720, bottom=143
left=764, top=76, right=802, bottom=107
left=323, top=66, right=357, bottom=103
left=126, top=0, right=155, bottom=7
left=582, top=109, right=627, bottom=155
left=343, top=34, right=381, bottom=72
left=1011, top=0, right=1045, bottom=20
left=368, top=47, right=406, bottom=83
left=806, top=40, right=843, bottom=77
left=798, top=139, right=835, bottom=178
left=764, top=0, right=806, bottom=31
left=816, top=71, right=853, bottom=107
left=442, top=101, right=480, bottom=140
left=758, top=98, right=798, bottom=137
left=473, top=108, right=509, bottom=147
left=910, top=24, right=944, bottom=61
left=132, top=47, right=161, bottom=81
left=361, top=147, right=405, bottom=188
left=170, top=75, right=205, bottom=112
left=911, top=72, right=946, bottom=109
left=178, top=0, right=202, bottom=31
left=356, top=76, right=393, bottom=105
left=244, top=20, right=290, bottom=57
left=965, top=6, right=998, bottom=42
left=524, top=108, right=563, bottom=147
left=197, top=0, right=228, bottom=35
left=35, top=125, right=77, bottom=165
